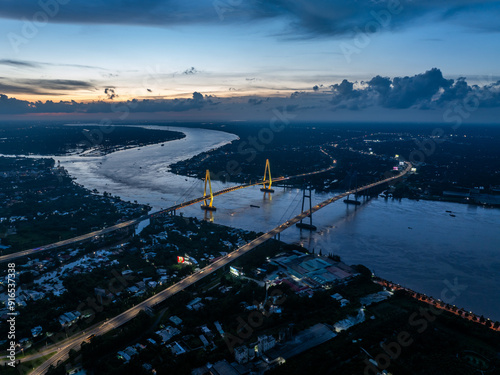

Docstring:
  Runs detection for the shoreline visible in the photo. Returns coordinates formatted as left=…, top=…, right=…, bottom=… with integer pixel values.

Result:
left=374, top=277, right=500, bottom=330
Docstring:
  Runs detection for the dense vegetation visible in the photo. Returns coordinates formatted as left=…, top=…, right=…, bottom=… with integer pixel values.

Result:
left=0, top=124, right=184, bottom=155
left=0, top=157, right=149, bottom=252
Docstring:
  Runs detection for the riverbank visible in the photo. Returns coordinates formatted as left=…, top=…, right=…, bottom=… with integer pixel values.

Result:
left=0, top=124, right=186, bottom=157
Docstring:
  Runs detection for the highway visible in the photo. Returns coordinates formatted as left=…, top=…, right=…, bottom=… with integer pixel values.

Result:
left=20, top=162, right=411, bottom=375
left=0, top=150, right=336, bottom=264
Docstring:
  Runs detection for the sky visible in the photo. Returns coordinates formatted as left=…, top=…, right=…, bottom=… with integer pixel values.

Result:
left=0, top=0, right=500, bottom=122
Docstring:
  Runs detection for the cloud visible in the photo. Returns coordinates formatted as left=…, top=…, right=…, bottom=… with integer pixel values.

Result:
left=0, top=1, right=498, bottom=38
left=0, top=81, right=47, bottom=95
left=192, top=91, right=203, bottom=101
left=381, top=68, right=453, bottom=108
left=437, top=77, right=470, bottom=103
left=472, top=80, right=500, bottom=108
left=0, top=59, right=39, bottom=68
left=1, top=70, right=499, bottom=117
left=0, top=91, right=208, bottom=115
left=104, top=87, right=118, bottom=100
left=0, top=59, right=108, bottom=71
left=183, top=67, right=198, bottom=75
left=0, top=94, right=33, bottom=114
left=0, top=77, right=94, bottom=95
left=248, top=98, right=263, bottom=105
left=330, top=79, right=363, bottom=109
left=327, top=68, right=459, bottom=110
left=19, top=78, right=94, bottom=91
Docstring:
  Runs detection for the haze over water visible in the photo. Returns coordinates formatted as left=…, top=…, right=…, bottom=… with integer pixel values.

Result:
left=25, top=126, right=500, bottom=322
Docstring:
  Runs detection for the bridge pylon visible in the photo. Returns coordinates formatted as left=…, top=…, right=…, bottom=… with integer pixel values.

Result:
left=296, top=186, right=317, bottom=231
left=201, top=170, right=217, bottom=211
left=344, top=171, right=361, bottom=206
left=260, top=159, right=275, bottom=193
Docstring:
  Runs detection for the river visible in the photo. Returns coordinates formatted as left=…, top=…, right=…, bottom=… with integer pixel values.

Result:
left=7, top=125, right=500, bottom=321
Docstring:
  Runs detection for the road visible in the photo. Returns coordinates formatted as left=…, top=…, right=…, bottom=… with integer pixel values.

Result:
left=20, top=162, right=411, bottom=374
left=0, top=149, right=336, bottom=264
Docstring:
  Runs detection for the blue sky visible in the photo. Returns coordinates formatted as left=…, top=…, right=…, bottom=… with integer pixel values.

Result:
left=0, top=0, right=499, bottom=122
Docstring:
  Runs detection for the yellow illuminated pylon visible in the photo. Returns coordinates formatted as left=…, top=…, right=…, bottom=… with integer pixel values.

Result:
left=201, top=170, right=216, bottom=211
left=260, top=159, right=275, bottom=193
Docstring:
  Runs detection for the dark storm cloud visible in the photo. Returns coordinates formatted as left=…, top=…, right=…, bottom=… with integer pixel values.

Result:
left=328, top=71, right=500, bottom=111
left=290, top=91, right=306, bottom=99
left=104, top=87, right=118, bottom=100
left=472, top=80, right=500, bottom=108
left=380, top=68, right=453, bottom=108
left=437, top=77, right=470, bottom=103
left=248, top=98, right=263, bottom=105
left=366, top=76, right=392, bottom=97
left=0, top=1, right=498, bottom=37
left=2, top=70, right=500, bottom=116
left=328, top=68, right=500, bottom=111
left=0, top=94, right=32, bottom=114
left=331, top=79, right=363, bottom=110
left=0, top=91, right=207, bottom=115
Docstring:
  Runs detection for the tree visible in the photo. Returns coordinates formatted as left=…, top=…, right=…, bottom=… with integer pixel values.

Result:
left=46, top=365, right=66, bottom=375
left=353, top=264, right=372, bottom=278
left=19, top=271, right=34, bottom=284
left=68, top=349, right=78, bottom=363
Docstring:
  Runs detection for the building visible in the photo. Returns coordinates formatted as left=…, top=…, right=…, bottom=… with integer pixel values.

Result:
left=187, top=297, right=205, bottom=311
left=170, top=315, right=183, bottom=326
left=58, top=311, right=81, bottom=327
left=270, top=253, right=357, bottom=292
left=257, top=335, right=276, bottom=354
left=156, top=326, right=180, bottom=343
left=31, top=326, right=43, bottom=338
left=170, top=341, right=187, bottom=356
left=234, top=345, right=255, bottom=364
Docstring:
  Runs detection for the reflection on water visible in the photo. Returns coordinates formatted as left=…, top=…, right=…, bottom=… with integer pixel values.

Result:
left=6, top=125, right=500, bottom=321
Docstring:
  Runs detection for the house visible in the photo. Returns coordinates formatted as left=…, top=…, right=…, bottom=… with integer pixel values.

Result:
left=234, top=345, right=255, bottom=364
left=214, top=321, right=224, bottom=337
left=155, top=326, right=180, bottom=343
left=257, top=335, right=276, bottom=354
left=170, top=316, right=183, bottom=326
left=170, top=341, right=187, bottom=356
left=187, top=297, right=205, bottom=311
left=58, top=311, right=81, bottom=327
left=117, top=351, right=131, bottom=362
left=199, top=334, right=209, bottom=347
left=201, top=325, right=213, bottom=338
left=31, top=326, right=43, bottom=338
